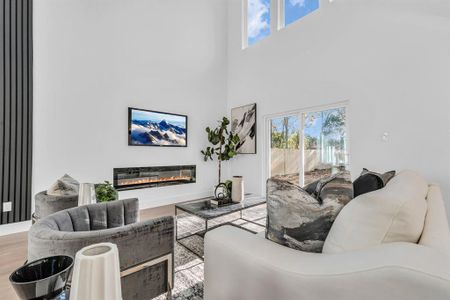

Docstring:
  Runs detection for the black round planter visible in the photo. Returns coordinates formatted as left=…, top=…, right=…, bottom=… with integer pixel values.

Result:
left=9, top=255, right=74, bottom=300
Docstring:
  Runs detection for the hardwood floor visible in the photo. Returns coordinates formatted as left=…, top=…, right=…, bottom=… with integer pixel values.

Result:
left=0, top=204, right=175, bottom=300
left=0, top=232, right=28, bottom=300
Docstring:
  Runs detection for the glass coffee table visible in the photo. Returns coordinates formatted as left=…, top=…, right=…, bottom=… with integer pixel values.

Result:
left=175, top=195, right=266, bottom=256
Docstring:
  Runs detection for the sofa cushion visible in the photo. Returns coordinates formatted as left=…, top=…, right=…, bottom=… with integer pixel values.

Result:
left=353, top=168, right=396, bottom=197
left=323, top=170, right=428, bottom=254
left=266, top=171, right=353, bottom=253
left=47, top=174, right=80, bottom=196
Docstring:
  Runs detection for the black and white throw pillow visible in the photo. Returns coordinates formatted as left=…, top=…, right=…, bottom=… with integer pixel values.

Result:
left=353, top=168, right=396, bottom=197
left=266, top=171, right=353, bottom=253
left=303, top=172, right=354, bottom=204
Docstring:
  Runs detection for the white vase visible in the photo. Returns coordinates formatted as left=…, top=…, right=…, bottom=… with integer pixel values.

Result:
left=231, top=176, right=244, bottom=202
left=70, top=243, right=122, bottom=300
left=78, top=183, right=96, bottom=206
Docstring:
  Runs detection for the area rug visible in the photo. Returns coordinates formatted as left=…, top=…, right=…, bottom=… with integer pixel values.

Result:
left=155, top=205, right=266, bottom=300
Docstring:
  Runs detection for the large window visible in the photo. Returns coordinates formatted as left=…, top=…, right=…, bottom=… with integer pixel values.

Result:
left=283, top=0, right=319, bottom=28
left=267, top=104, right=349, bottom=187
left=303, top=107, right=347, bottom=184
left=246, top=0, right=271, bottom=46
left=270, top=116, right=301, bottom=185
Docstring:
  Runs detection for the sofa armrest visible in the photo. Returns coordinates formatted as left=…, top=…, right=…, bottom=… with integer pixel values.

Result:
left=204, top=226, right=450, bottom=300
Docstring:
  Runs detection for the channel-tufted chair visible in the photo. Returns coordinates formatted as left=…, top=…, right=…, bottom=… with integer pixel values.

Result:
left=28, top=198, right=174, bottom=300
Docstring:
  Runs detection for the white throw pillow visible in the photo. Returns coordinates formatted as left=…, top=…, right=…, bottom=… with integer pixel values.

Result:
left=322, top=170, right=428, bottom=254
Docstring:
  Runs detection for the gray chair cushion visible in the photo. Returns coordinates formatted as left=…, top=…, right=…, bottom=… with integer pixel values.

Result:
left=87, top=203, right=108, bottom=230
left=107, top=200, right=125, bottom=228
left=123, top=198, right=139, bottom=224
left=51, top=211, right=74, bottom=232
left=67, top=207, right=90, bottom=231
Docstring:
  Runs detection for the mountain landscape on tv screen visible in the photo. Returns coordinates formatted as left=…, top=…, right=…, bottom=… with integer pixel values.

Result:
left=131, top=119, right=186, bottom=146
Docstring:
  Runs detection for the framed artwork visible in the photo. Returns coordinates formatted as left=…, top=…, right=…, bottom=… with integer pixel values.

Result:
left=231, top=103, right=257, bottom=154
left=128, top=107, right=187, bottom=147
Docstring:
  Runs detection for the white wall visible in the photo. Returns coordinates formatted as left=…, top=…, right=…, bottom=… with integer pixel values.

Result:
left=33, top=0, right=228, bottom=209
left=227, top=0, right=450, bottom=218
left=29, top=0, right=450, bottom=220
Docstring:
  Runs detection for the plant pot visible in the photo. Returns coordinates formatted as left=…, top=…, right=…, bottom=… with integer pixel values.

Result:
left=9, top=255, right=74, bottom=300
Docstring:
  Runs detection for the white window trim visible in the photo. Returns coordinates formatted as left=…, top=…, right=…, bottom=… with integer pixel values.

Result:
left=277, top=0, right=285, bottom=30
left=262, top=100, right=350, bottom=196
left=242, top=0, right=248, bottom=49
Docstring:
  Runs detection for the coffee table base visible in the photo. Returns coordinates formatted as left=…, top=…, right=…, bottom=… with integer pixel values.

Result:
left=175, top=208, right=265, bottom=259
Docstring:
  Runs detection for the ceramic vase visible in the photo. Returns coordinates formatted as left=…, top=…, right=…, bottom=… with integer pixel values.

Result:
left=70, top=243, right=122, bottom=300
left=231, top=176, right=244, bottom=202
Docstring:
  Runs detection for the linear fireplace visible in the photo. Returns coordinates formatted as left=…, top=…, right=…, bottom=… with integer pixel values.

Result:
left=113, top=165, right=196, bottom=191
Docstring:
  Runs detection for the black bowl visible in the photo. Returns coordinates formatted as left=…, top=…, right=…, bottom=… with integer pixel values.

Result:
left=9, top=255, right=74, bottom=300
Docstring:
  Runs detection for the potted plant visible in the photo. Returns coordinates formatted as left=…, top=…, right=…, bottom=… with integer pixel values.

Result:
left=201, top=117, right=240, bottom=198
left=95, top=181, right=118, bottom=202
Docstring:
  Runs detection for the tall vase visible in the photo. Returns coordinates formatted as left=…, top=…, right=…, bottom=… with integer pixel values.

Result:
left=70, top=243, right=122, bottom=300
left=231, top=176, right=244, bottom=203
left=78, top=183, right=96, bottom=206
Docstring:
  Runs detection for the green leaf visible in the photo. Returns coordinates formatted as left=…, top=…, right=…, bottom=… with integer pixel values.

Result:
left=95, top=181, right=118, bottom=202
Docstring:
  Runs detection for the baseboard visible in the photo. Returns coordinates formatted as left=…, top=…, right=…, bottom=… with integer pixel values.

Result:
left=0, top=220, right=32, bottom=236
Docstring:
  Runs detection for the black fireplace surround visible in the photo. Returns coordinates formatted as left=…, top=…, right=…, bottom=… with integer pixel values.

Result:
left=113, top=165, right=196, bottom=191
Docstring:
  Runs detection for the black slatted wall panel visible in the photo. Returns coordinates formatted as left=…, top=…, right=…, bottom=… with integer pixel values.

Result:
left=0, top=0, right=32, bottom=224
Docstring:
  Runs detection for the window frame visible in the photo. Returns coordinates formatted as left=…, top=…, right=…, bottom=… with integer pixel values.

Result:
left=262, top=101, right=350, bottom=195
left=277, top=0, right=285, bottom=30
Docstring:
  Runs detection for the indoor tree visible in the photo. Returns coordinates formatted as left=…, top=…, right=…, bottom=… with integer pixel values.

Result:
left=201, top=117, right=240, bottom=185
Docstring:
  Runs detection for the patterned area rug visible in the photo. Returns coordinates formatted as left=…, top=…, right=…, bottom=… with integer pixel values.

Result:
left=155, top=205, right=266, bottom=300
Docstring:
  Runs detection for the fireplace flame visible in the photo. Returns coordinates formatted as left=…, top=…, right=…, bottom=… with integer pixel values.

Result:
left=118, top=176, right=192, bottom=186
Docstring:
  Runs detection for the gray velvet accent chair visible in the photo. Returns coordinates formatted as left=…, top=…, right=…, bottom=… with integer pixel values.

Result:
left=33, top=191, right=78, bottom=223
left=28, top=198, right=174, bottom=300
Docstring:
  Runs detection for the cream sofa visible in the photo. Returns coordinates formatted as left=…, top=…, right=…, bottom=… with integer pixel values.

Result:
left=204, top=171, right=450, bottom=300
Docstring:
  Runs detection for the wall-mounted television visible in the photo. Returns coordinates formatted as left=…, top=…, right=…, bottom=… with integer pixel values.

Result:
left=128, top=107, right=187, bottom=147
